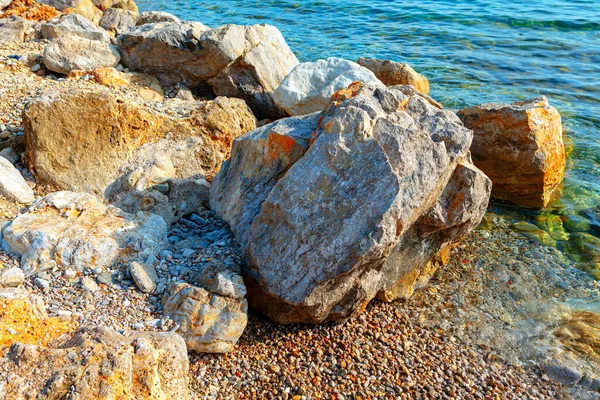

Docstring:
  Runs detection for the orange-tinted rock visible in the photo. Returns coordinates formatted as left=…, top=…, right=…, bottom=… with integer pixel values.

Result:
left=357, top=57, right=430, bottom=94
left=458, top=96, right=565, bottom=208
left=0, top=0, right=60, bottom=21
left=68, top=67, right=164, bottom=100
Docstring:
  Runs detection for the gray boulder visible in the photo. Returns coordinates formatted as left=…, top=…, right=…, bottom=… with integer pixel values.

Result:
left=99, top=7, right=138, bottom=35
left=136, top=10, right=179, bottom=25
left=41, top=13, right=110, bottom=42
left=43, top=35, right=120, bottom=74
left=0, top=16, right=39, bottom=43
left=211, top=83, right=491, bottom=324
left=0, top=156, right=34, bottom=204
left=119, top=23, right=299, bottom=119
left=1, top=191, right=167, bottom=277
left=273, top=57, right=384, bottom=116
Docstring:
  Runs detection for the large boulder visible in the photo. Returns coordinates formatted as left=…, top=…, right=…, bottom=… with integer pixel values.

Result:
left=211, top=83, right=491, bottom=324
left=357, top=57, right=430, bottom=94
left=41, top=12, right=110, bottom=41
left=0, top=156, right=34, bottom=204
left=1, top=191, right=167, bottom=277
left=43, top=34, right=121, bottom=74
left=119, top=23, right=299, bottom=119
left=23, top=88, right=257, bottom=224
left=99, top=6, right=137, bottom=35
left=273, top=57, right=384, bottom=116
left=162, top=280, right=247, bottom=353
left=2, top=326, right=191, bottom=399
left=457, top=96, right=565, bottom=208
left=0, top=16, right=38, bottom=43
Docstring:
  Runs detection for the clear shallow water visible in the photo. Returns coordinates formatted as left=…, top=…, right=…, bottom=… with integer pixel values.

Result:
left=139, top=0, right=600, bottom=275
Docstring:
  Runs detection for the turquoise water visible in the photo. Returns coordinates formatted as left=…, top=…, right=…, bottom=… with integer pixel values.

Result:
left=138, top=0, right=600, bottom=274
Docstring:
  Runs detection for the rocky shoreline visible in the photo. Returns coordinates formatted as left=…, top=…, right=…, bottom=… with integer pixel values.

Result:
left=0, top=0, right=598, bottom=398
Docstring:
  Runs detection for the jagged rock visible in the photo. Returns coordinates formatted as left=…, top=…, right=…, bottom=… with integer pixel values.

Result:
left=212, top=83, right=491, bottom=324
left=2, top=326, right=191, bottom=399
left=273, top=57, right=384, bottom=116
left=211, top=112, right=322, bottom=248
left=0, top=266, right=24, bottom=287
left=195, top=263, right=247, bottom=299
left=43, top=34, right=121, bottom=74
left=1, top=191, right=167, bottom=276
left=119, top=23, right=299, bottom=119
left=23, top=88, right=256, bottom=224
left=129, top=260, right=157, bottom=293
left=357, top=57, right=430, bottom=94
left=99, top=7, right=137, bottom=35
left=41, top=12, right=109, bottom=41
left=458, top=96, right=565, bottom=207
left=0, top=156, right=34, bottom=204
left=162, top=281, right=247, bottom=353
left=136, top=10, right=179, bottom=25
left=0, top=16, right=38, bottom=43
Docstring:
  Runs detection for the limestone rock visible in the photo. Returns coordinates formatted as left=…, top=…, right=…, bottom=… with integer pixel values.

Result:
left=458, top=96, right=565, bottom=207
left=2, top=326, right=191, bottom=399
left=43, top=34, right=121, bottom=74
left=210, top=112, right=322, bottom=248
left=357, top=57, right=430, bottom=94
left=0, top=156, right=34, bottom=204
left=162, top=281, right=247, bottom=353
left=0, top=266, right=24, bottom=287
left=1, top=191, right=167, bottom=277
left=23, top=88, right=256, bottom=224
left=68, top=66, right=164, bottom=100
left=136, top=10, right=179, bottom=25
left=129, top=260, right=157, bottom=293
left=0, top=16, right=38, bottom=43
left=119, top=23, right=299, bottom=119
left=41, top=12, right=109, bottom=41
left=92, top=0, right=137, bottom=13
left=273, top=57, right=384, bottom=116
left=212, top=83, right=490, bottom=324
left=70, top=0, right=103, bottom=24
left=99, top=7, right=137, bottom=35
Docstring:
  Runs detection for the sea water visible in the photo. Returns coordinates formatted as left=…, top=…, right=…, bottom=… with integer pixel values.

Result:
left=138, top=0, right=600, bottom=277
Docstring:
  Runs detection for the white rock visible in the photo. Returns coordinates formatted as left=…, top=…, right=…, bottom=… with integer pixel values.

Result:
left=0, top=157, right=34, bottom=204
left=0, top=267, right=24, bottom=287
left=80, top=276, right=98, bottom=292
left=43, top=35, right=120, bottom=74
left=273, top=57, right=384, bottom=115
left=0, top=0, right=12, bottom=11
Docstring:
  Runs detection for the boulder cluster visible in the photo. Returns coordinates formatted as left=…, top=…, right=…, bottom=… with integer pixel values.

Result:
left=0, top=0, right=567, bottom=397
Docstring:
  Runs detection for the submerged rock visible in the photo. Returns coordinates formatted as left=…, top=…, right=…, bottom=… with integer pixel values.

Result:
left=23, top=88, right=256, bottom=224
left=1, top=191, right=167, bottom=277
left=357, top=57, right=430, bottom=94
left=0, top=156, right=34, bottom=204
left=43, top=34, right=121, bottom=74
left=458, top=96, right=565, bottom=208
left=119, top=22, right=299, bottom=119
left=3, top=326, right=191, bottom=399
left=162, top=281, right=248, bottom=353
left=273, top=57, right=383, bottom=116
left=212, top=83, right=490, bottom=324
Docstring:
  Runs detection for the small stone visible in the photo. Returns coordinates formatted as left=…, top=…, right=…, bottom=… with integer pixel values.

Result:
left=129, top=261, right=157, bottom=293
left=0, top=267, right=25, bottom=287
left=80, top=276, right=98, bottom=292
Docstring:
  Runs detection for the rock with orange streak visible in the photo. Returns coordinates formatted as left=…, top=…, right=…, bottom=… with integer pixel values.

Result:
left=458, top=96, right=566, bottom=208
left=357, top=57, right=430, bottom=95
left=210, top=112, right=322, bottom=248
left=3, top=326, right=191, bottom=399
left=212, top=83, right=490, bottom=324
left=1, top=191, right=167, bottom=276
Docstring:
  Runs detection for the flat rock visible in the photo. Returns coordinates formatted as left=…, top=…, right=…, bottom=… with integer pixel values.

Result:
left=273, top=57, right=384, bottom=116
left=1, top=191, right=167, bottom=277
left=41, top=13, right=110, bottom=41
left=23, top=88, right=256, bottom=224
left=119, top=22, right=299, bottom=119
left=0, top=156, right=34, bottom=204
left=162, top=281, right=248, bottom=353
left=357, top=57, right=430, bottom=94
left=458, top=96, right=565, bottom=207
left=3, top=326, right=191, bottom=399
left=212, top=83, right=490, bottom=324
left=43, top=34, right=121, bottom=74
